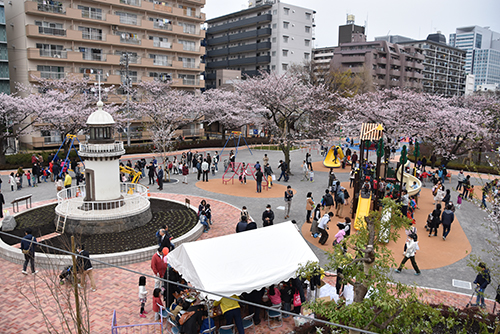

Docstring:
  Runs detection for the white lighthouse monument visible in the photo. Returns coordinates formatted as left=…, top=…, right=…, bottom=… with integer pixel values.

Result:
left=54, top=101, right=151, bottom=235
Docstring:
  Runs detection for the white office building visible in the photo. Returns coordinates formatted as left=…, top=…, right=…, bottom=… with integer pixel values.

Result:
left=205, top=0, right=315, bottom=89
left=450, top=26, right=500, bottom=90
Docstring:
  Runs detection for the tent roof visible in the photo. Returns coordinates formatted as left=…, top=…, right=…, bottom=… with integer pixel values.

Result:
left=166, top=222, right=319, bottom=301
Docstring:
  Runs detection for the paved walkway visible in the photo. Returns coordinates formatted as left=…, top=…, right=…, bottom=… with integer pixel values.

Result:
left=0, top=145, right=498, bottom=333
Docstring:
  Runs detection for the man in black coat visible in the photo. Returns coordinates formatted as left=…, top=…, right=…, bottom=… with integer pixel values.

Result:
left=255, top=168, right=263, bottom=193
left=262, top=204, right=274, bottom=226
left=147, top=162, right=156, bottom=185
left=77, top=245, right=97, bottom=291
left=0, top=189, right=4, bottom=218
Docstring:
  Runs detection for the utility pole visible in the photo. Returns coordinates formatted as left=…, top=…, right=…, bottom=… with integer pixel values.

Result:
left=121, top=53, right=131, bottom=147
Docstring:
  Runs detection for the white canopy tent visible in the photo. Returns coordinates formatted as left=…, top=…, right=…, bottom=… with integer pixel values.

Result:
left=166, top=222, right=319, bottom=301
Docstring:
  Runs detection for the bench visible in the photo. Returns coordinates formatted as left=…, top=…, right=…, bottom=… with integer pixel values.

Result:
left=11, top=194, right=33, bottom=213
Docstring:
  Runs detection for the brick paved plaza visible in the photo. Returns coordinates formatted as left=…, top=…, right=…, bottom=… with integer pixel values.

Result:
left=0, top=146, right=497, bottom=333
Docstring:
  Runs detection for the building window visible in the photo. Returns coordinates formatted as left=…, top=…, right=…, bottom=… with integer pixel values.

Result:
left=304, top=52, right=310, bottom=60
left=78, top=5, right=103, bottom=20
left=305, top=26, right=311, bottom=33
left=283, top=49, right=288, bottom=57
left=305, top=12, right=311, bottom=20
left=272, top=37, right=277, bottom=43
left=79, top=26, right=103, bottom=40
left=272, top=23, right=277, bottom=29
left=271, top=65, right=276, bottom=70
left=178, top=57, right=196, bottom=68
left=150, top=54, right=170, bottom=66
left=273, top=9, right=277, bottom=15
left=35, top=21, right=65, bottom=36
left=284, top=7, right=290, bottom=15
left=283, top=21, right=289, bottom=29
left=283, top=35, right=289, bottom=43
left=179, top=39, right=196, bottom=51
left=272, top=51, right=276, bottom=56
left=115, top=11, right=138, bottom=25
left=282, top=63, right=288, bottom=71
left=179, top=22, right=196, bottom=34
left=305, top=39, right=310, bottom=47
left=37, top=65, right=64, bottom=79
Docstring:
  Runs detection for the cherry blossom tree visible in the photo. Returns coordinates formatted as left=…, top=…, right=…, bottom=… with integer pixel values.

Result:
left=201, top=88, right=265, bottom=139
left=234, top=71, right=336, bottom=170
left=30, top=75, right=120, bottom=154
left=339, top=89, right=498, bottom=167
left=132, top=80, right=201, bottom=162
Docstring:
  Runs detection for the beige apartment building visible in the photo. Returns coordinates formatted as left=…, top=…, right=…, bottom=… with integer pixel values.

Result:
left=5, top=0, right=206, bottom=149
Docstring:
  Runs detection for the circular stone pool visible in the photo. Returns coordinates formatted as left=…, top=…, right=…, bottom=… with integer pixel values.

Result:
left=1, top=198, right=198, bottom=255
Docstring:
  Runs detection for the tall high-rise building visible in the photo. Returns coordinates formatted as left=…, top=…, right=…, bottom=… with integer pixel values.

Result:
left=6, top=0, right=206, bottom=148
left=399, top=33, right=467, bottom=97
left=449, top=26, right=500, bottom=90
left=0, top=0, right=9, bottom=94
left=204, top=0, right=315, bottom=89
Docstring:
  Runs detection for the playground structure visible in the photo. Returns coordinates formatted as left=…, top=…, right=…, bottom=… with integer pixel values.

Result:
left=396, top=161, right=422, bottom=197
left=119, top=166, right=142, bottom=184
left=352, top=123, right=384, bottom=230
left=222, top=161, right=269, bottom=190
left=219, top=131, right=252, bottom=163
left=323, top=145, right=345, bottom=168
left=51, top=134, right=85, bottom=177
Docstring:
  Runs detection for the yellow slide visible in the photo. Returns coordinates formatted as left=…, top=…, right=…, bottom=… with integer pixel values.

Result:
left=323, top=145, right=344, bottom=168
left=396, top=162, right=422, bottom=197
left=354, top=194, right=371, bottom=230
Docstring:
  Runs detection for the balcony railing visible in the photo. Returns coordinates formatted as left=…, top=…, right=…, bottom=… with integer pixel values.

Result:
left=40, top=72, right=65, bottom=79
left=79, top=141, right=125, bottom=155
left=120, top=36, right=141, bottom=45
left=38, top=26, right=66, bottom=36
left=181, top=78, right=199, bottom=86
left=153, top=41, right=172, bottom=49
left=40, top=49, right=68, bottom=59
left=81, top=10, right=105, bottom=20
left=119, top=16, right=141, bottom=26
left=82, top=32, right=105, bottom=41
left=183, top=62, right=196, bottom=68
left=82, top=53, right=106, bottom=61
left=153, top=22, right=172, bottom=31
left=153, top=60, right=172, bottom=66
left=120, top=0, right=141, bottom=6
left=37, top=2, right=65, bottom=14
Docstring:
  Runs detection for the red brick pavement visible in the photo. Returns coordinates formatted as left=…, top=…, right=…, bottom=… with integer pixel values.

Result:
left=0, top=194, right=496, bottom=334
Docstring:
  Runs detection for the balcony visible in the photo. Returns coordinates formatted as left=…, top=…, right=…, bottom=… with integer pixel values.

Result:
left=40, top=71, right=66, bottom=79
left=341, top=55, right=365, bottom=63
left=207, top=14, right=272, bottom=34
left=153, top=59, right=172, bottom=67
left=120, top=0, right=141, bottom=6
left=81, top=53, right=107, bottom=61
left=38, top=26, right=66, bottom=37
left=153, top=22, right=173, bottom=31
left=207, top=28, right=272, bottom=46
left=119, top=35, right=141, bottom=45
left=39, top=49, right=68, bottom=59
left=35, top=1, right=66, bottom=15
left=82, top=31, right=105, bottom=41
left=81, top=10, right=105, bottom=20
left=118, top=16, right=141, bottom=26
left=153, top=41, right=172, bottom=49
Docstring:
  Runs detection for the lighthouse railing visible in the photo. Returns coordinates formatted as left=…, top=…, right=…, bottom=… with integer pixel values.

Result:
left=55, top=183, right=149, bottom=219
left=79, top=141, right=124, bottom=153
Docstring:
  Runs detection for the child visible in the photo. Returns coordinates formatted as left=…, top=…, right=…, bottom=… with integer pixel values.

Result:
left=152, top=288, right=163, bottom=321
left=469, top=185, right=474, bottom=200
left=139, top=276, right=148, bottom=318
left=199, top=209, right=209, bottom=233
left=343, top=188, right=350, bottom=206
left=26, top=170, right=32, bottom=187
left=8, top=172, right=15, bottom=191
left=456, top=194, right=463, bottom=209
left=205, top=203, right=212, bottom=226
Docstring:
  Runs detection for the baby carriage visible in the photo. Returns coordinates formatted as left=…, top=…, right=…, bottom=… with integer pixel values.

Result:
left=59, top=265, right=74, bottom=285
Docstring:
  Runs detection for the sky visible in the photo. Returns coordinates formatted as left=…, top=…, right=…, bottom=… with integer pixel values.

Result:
left=203, top=0, right=500, bottom=48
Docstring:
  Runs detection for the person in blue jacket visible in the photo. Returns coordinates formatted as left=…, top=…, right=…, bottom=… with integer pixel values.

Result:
left=473, top=262, right=491, bottom=308
left=20, top=228, right=38, bottom=275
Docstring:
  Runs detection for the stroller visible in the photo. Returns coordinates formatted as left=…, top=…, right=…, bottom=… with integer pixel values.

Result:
left=59, top=265, right=74, bottom=285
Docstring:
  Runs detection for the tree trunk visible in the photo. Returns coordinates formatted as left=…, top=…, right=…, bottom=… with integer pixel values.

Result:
left=282, top=142, right=291, bottom=174
left=0, top=138, right=6, bottom=165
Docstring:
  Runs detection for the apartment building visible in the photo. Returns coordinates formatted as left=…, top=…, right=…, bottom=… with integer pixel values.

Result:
left=0, top=0, right=8, bottom=94
left=450, top=26, right=500, bottom=90
left=5, top=0, right=206, bottom=148
left=330, top=40, right=425, bottom=90
left=399, top=33, right=467, bottom=97
left=205, top=0, right=314, bottom=89
left=312, top=46, right=334, bottom=82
